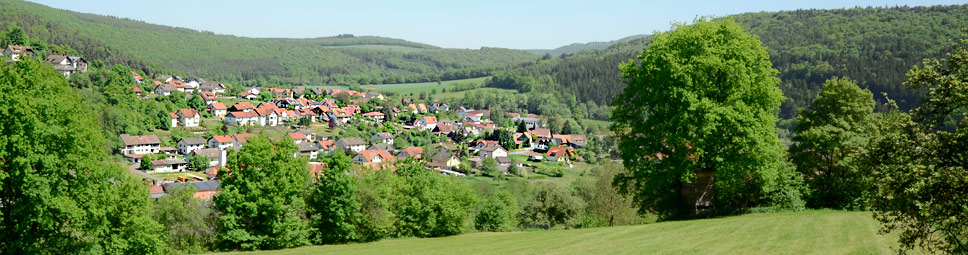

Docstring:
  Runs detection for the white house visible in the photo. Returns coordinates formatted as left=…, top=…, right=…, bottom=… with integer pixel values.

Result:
left=353, top=150, right=395, bottom=165
left=209, top=135, right=236, bottom=151
left=370, top=132, right=394, bottom=145
left=171, top=109, right=200, bottom=127
left=3, top=45, right=33, bottom=61
left=335, top=137, right=366, bottom=153
left=120, top=134, right=161, bottom=155
left=209, top=103, right=227, bottom=119
left=479, top=144, right=508, bottom=159
left=45, top=55, right=88, bottom=77
left=177, top=137, right=207, bottom=155
left=152, top=159, right=188, bottom=173
left=225, top=111, right=259, bottom=126
left=296, top=143, right=320, bottom=159
left=417, top=116, right=438, bottom=130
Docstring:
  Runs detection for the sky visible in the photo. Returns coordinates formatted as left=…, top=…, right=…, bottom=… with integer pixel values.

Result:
left=29, top=0, right=968, bottom=49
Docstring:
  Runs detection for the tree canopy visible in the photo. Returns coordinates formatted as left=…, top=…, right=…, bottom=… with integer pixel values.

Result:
left=612, top=18, right=801, bottom=218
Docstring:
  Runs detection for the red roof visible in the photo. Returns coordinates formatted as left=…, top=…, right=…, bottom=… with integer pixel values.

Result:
left=178, top=108, right=199, bottom=117
left=318, top=140, right=334, bottom=150
left=227, top=111, right=257, bottom=118
left=210, top=102, right=227, bottom=110
left=211, top=135, right=234, bottom=143
left=422, top=116, right=438, bottom=124
left=288, top=132, right=307, bottom=140
left=169, top=112, right=179, bottom=119
left=232, top=102, right=255, bottom=110
left=358, top=150, right=395, bottom=162
left=363, top=111, right=384, bottom=116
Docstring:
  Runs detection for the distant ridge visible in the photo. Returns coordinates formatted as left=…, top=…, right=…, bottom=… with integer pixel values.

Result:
left=525, top=34, right=649, bottom=56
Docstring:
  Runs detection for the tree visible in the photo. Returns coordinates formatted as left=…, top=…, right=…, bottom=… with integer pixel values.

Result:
left=865, top=39, right=968, bottom=254
left=188, top=95, right=205, bottom=111
left=214, top=135, right=311, bottom=251
left=481, top=158, right=499, bottom=177
left=2, top=25, right=29, bottom=46
left=520, top=184, right=584, bottom=229
left=574, top=162, right=644, bottom=227
left=612, top=18, right=801, bottom=218
left=475, top=190, right=519, bottom=232
left=0, top=60, right=167, bottom=253
left=516, top=120, right=528, bottom=132
left=154, top=186, right=216, bottom=253
left=307, top=153, right=363, bottom=245
left=189, top=155, right=210, bottom=172
left=392, top=160, right=477, bottom=237
left=507, top=162, right=521, bottom=176
left=141, top=153, right=155, bottom=170
left=790, top=77, right=876, bottom=209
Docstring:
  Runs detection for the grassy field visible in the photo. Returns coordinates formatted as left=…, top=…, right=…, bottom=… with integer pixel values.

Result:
left=215, top=210, right=903, bottom=255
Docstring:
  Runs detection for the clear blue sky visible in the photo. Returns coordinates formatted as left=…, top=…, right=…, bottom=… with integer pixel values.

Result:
left=29, top=0, right=968, bottom=49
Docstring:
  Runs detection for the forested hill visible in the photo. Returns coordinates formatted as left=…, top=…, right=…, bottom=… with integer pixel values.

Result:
left=0, top=0, right=538, bottom=86
left=492, top=5, right=968, bottom=119
left=525, top=34, right=648, bottom=56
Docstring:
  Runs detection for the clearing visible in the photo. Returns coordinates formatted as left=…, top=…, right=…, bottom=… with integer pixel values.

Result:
left=215, top=210, right=904, bottom=255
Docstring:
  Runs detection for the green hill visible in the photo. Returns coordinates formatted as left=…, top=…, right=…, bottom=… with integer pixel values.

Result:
left=215, top=210, right=901, bottom=255
left=525, top=34, right=649, bottom=56
left=0, top=0, right=538, bottom=86
left=494, top=5, right=968, bottom=119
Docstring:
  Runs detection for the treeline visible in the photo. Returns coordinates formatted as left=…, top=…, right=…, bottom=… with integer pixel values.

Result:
left=288, top=34, right=441, bottom=49
left=489, top=4, right=968, bottom=119
left=0, top=0, right=538, bottom=87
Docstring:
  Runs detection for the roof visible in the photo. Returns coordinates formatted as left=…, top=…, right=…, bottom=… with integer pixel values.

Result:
left=434, top=124, right=454, bottom=133
left=232, top=134, right=253, bottom=144
left=120, top=134, right=161, bottom=146
left=308, top=162, right=325, bottom=178
left=226, top=111, right=258, bottom=118
left=546, top=147, right=573, bottom=157
left=431, top=153, right=455, bottom=162
left=231, top=102, right=255, bottom=110
left=151, top=158, right=187, bottom=166
left=165, top=180, right=220, bottom=193
left=200, top=92, right=217, bottom=100
left=178, top=137, right=207, bottom=145
left=368, top=143, right=394, bottom=151
left=298, top=142, right=319, bottom=152
left=372, top=132, right=394, bottom=139
left=363, top=111, right=385, bottom=117
left=211, top=135, right=234, bottom=143
left=288, top=132, right=308, bottom=141
left=531, top=128, right=552, bottom=138
left=193, top=148, right=221, bottom=159
left=337, top=137, right=365, bottom=146
left=496, top=156, right=511, bottom=164
left=398, top=147, right=424, bottom=158
left=480, top=144, right=505, bottom=153
left=209, top=102, right=227, bottom=110
left=357, top=150, right=395, bottom=162
left=5, top=44, right=32, bottom=54
left=422, top=116, right=438, bottom=124
left=318, top=140, right=335, bottom=150
left=178, top=109, right=199, bottom=117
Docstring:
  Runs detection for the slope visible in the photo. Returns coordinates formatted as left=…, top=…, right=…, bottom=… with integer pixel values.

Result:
left=216, top=210, right=901, bottom=255
left=0, top=0, right=538, bottom=86
left=494, top=5, right=968, bottom=119
left=525, top=34, right=649, bottom=56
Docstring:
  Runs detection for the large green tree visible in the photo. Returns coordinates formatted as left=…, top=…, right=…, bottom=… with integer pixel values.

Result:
left=154, top=187, right=216, bottom=253
left=866, top=39, right=968, bottom=254
left=214, top=135, right=311, bottom=251
left=0, top=60, right=167, bottom=253
left=307, top=153, right=363, bottom=245
left=1, top=24, right=29, bottom=46
left=790, top=77, right=877, bottom=209
left=612, top=18, right=802, bottom=218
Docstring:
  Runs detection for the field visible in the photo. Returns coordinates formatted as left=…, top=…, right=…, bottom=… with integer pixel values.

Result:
left=302, top=77, right=490, bottom=95
left=215, top=210, right=904, bottom=255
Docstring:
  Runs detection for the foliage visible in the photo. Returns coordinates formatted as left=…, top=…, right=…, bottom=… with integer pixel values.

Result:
left=520, top=183, right=584, bottom=228
left=214, top=135, right=311, bottom=251
left=153, top=186, right=216, bottom=254
left=790, top=77, right=877, bottom=209
left=189, top=155, right=211, bottom=172
left=612, top=18, right=800, bottom=218
left=481, top=157, right=499, bottom=177
left=573, top=162, right=645, bottom=227
left=0, top=59, right=167, bottom=254
left=307, top=153, right=364, bottom=245
left=392, top=161, right=478, bottom=237
left=507, top=162, right=521, bottom=176
left=865, top=39, right=968, bottom=254
left=141, top=153, right=154, bottom=170
left=1, top=24, right=28, bottom=46
left=474, top=190, right=520, bottom=232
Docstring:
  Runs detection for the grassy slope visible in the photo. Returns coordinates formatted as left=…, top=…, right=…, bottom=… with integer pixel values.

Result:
left=302, top=77, right=494, bottom=95
left=216, top=210, right=902, bottom=255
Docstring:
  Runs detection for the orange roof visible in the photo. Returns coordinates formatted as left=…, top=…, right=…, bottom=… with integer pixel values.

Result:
left=232, top=102, right=255, bottom=110
left=210, top=102, right=227, bottom=110
left=178, top=108, right=199, bottom=117
left=211, top=135, right=234, bottom=143
left=358, top=150, right=396, bottom=162
left=363, top=111, right=384, bottom=116
left=288, top=132, right=307, bottom=140
left=422, top=116, right=437, bottom=124
left=232, top=134, right=253, bottom=144
left=318, top=140, right=334, bottom=150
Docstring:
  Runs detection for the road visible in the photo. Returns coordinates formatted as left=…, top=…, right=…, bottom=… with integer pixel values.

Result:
left=128, top=163, right=162, bottom=184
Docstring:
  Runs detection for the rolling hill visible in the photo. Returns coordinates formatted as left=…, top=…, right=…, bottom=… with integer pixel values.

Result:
left=215, top=210, right=901, bottom=255
left=0, top=0, right=538, bottom=86
left=525, top=34, right=649, bottom=56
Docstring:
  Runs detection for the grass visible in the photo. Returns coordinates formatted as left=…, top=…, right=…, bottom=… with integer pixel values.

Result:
left=153, top=171, right=206, bottom=181
left=214, top=210, right=904, bottom=255
left=433, top=87, right=516, bottom=100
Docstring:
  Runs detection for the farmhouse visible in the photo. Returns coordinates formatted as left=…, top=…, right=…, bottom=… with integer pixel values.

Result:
left=371, top=132, right=394, bottom=145
left=336, top=137, right=366, bottom=153
left=120, top=134, right=161, bottom=155
left=45, top=55, right=88, bottom=77
left=3, top=45, right=33, bottom=61
left=177, top=137, right=207, bottom=155
left=170, top=109, right=201, bottom=127
left=209, top=102, right=227, bottom=118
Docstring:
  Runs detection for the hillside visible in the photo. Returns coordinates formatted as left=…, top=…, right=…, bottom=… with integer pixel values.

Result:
left=525, top=34, right=649, bottom=56
left=495, top=5, right=968, bottom=119
left=216, top=211, right=900, bottom=255
left=0, top=0, right=538, bottom=86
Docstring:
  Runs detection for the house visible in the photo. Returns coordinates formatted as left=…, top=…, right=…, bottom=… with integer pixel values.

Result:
left=254, top=107, right=279, bottom=126
left=156, top=75, right=175, bottom=83
left=417, top=116, right=438, bottom=130
left=397, top=146, right=425, bottom=159
left=362, top=112, right=385, bottom=122
left=479, top=144, right=508, bottom=159
left=229, top=102, right=256, bottom=112
left=553, top=134, right=588, bottom=148
left=433, top=124, right=455, bottom=137
left=335, top=137, right=366, bottom=153
left=45, top=55, right=88, bottom=77
left=224, top=111, right=259, bottom=126
left=192, top=148, right=224, bottom=167
left=514, top=132, right=533, bottom=147
left=353, top=150, right=396, bottom=165
left=151, top=159, right=188, bottom=173
left=512, top=117, right=541, bottom=130
left=177, top=137, right=207, bottom=155
left=371, top=132, right=394, bottom=145
left=209, top=135, right=236, bottom=150
left=3, top=45, right=33, bottom=61
left=288, top=132, right=309, bottom=144
left=131, top=71, right=144, bottom=84
left=119, top=134, right=161, bottom=156
left=170, top=109, right=201, bottom=127
left=238, top=92, right=258, bottom=100
left=429, top=153, right=461, bottom=170
left=199, top=92, right=218, bottom=105
left=209, top=103, right=227, bottom=118
left=317, top=140, right=335, bottom=153
left=436, top=143, right=458, bottom=154
left=364, top=91, right=385, bottom=100
left=198, top=82, right=226, bottom=94
left=308, top=162, right=324, bottom=179
left=154, top=83, right=176, bottom=96
left=132, top=86, right=143, bottom=97
left=496, top=156, right=512, bottom=172
left=163, top=180, right=220, bottom=200
left=246, top=87, right=260, bottom=95
left=545, top=147, right=575, bottom=163
left=531, top=128, right=552, bottom=139
left=231, top=134, right=253, bottom=149
left=296, top=142, right=320, bottom=159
